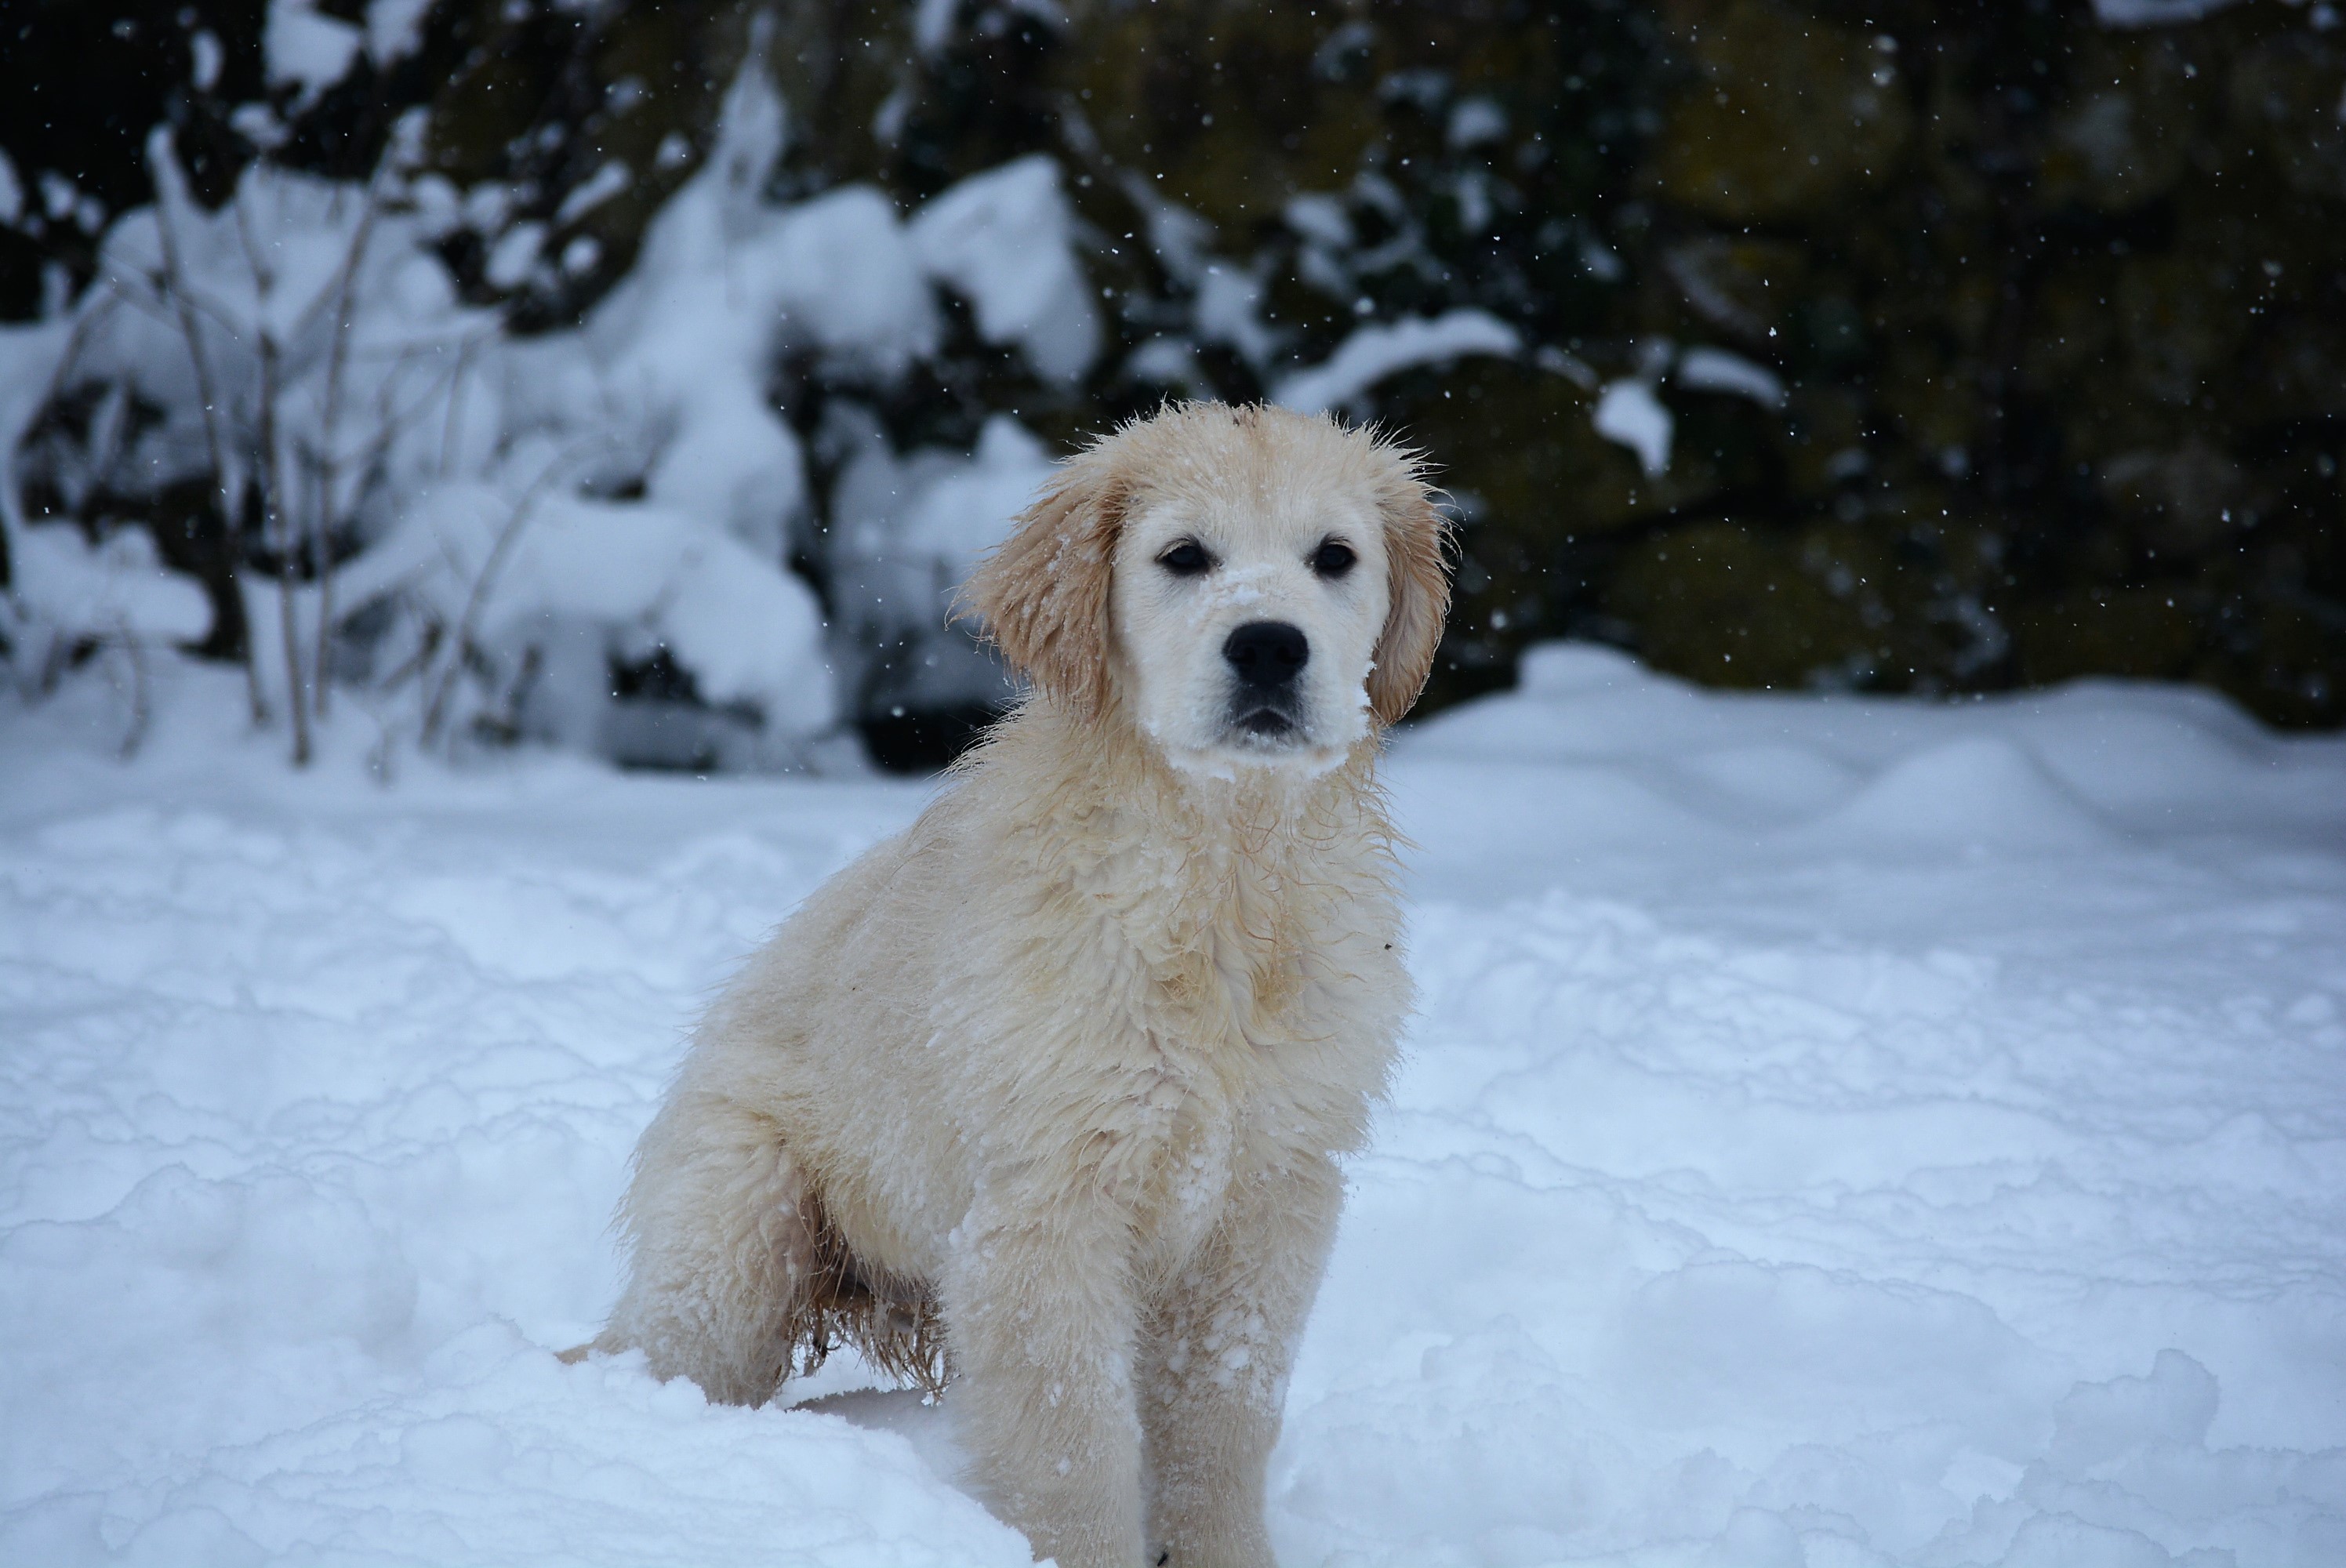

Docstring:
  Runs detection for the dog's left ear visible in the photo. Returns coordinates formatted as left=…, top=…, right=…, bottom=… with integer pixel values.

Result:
left=1365, top=456, right=1453, bottom=728
left=961, top=441, right=1127, bottom=720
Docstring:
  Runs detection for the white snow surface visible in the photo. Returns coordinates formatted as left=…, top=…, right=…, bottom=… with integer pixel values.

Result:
left=5, top=646, right=2345, bottom=1567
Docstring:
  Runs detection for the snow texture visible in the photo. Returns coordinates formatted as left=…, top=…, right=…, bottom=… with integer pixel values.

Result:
left=1273, top=310, right=1522, bottom=416
left=1194, top=263, right=1281, bottom=370
left=5, top=525, right=212, bottom=647
left=264, top=1, right=363, bottom=103
left=5, top=645, right=2342, bottom=1566
left=1447, top=97, right=1510, bottom=150
left=0, top=322, right=199, bottom=667
left=364, top=0, right=435, bottom=64
left=908, top=154, right=1100, bottom=383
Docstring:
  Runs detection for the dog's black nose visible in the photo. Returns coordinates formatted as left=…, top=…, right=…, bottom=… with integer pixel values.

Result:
left=1223, top=621, right=1310, bottom=689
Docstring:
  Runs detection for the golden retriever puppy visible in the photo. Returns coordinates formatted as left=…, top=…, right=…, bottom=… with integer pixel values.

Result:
left=584, top=402, right=1449, bottom=1567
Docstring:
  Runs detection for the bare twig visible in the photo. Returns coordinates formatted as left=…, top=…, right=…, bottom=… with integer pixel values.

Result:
left=26, top=289, right=122, bottom=433
left=116, top=263, right=256, bottom=354
left=420, top=443, right=584, bottom=747
left=0, top=293, right=118, bottom=622
left=115, top=624, right=151, bottom=760
left=148, top=130, right=267, bottom=725
left=256, top=330, right=310, bottom=766
left=362, top=325, right=502, bottom=465
left=311, top=180, right=389, bottom=721
left=439, top=335, right=479, bottom=481
left=234, top=191, right=313, bottom=768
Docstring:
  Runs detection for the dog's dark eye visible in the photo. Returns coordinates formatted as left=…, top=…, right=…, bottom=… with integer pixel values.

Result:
left=1157, top=540, right=1212, bottom=577
left=1310, top=538, right=1358, bottom=579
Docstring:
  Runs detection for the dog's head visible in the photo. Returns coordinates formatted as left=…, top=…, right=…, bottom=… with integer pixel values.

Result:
left=964, top=403, right=1450, bottom=774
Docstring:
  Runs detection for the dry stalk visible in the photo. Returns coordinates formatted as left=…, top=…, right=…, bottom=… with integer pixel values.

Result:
left=147, top=132, right=267, bottom=726
left=310, top=180, right=387, bottom=722
left=114, top=622, right=151, bottom=760
left=419, top=442, right=584, bottom=748
left=234, top=192, right=311, bottom=768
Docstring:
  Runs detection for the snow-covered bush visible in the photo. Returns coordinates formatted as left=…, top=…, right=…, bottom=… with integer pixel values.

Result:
left=0, top=65, right=855, bottom=768
left=0, top=40, right=1112, bottom=771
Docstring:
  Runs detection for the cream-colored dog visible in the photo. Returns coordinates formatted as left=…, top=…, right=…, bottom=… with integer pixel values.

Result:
left=581, top=402, right=1449, bottom=1568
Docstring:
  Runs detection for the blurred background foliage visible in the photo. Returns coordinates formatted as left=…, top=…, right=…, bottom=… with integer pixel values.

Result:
left=5, top=0, right=2343, bottom=767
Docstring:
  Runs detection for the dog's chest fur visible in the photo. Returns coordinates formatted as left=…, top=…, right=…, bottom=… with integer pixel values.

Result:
left=987, top=724, right=1406, bottom=1271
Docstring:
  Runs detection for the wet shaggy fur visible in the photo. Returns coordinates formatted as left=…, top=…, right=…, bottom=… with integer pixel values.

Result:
left=581, top=403, right=1450, bottom=1568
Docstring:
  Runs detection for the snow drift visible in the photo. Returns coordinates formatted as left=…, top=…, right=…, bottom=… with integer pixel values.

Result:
left=3, top=645, right=2341, bottom=1566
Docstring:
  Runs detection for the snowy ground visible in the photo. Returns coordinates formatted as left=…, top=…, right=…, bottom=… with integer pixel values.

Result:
left=4, top=648, right=2344, bottom=1568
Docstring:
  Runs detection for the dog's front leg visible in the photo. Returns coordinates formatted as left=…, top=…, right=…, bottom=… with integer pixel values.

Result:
left=945, top=1200, right=1147, bottom=1568
left=1140, top=1153, right=1343, bottom=1568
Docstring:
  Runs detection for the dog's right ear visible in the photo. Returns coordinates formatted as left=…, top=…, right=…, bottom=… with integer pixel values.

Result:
left=960, top=443, right=1125, bottom=720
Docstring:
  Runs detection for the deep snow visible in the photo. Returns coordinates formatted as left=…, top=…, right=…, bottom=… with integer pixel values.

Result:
left=3, top=648, right=2344, bottom=1567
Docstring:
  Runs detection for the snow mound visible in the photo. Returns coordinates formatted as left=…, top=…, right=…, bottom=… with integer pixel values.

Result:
left=910, top=154, right=1099, bottom=383
left=9, top=59, right=1137, bottom=764
left=5, top=525, right=212, bottom=647
left=1799, top=735, right=2115, bottom=854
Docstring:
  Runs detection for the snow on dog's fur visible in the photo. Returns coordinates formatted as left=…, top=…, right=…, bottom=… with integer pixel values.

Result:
left=583, top=403, right=1449, bottom=1568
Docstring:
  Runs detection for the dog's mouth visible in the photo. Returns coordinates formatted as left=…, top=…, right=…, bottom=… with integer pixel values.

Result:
left=1227, top=704, right=1306, bottom=746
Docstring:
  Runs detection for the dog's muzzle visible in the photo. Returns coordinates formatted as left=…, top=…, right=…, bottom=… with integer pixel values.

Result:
left=1222, top=620, right=1309, bottom=741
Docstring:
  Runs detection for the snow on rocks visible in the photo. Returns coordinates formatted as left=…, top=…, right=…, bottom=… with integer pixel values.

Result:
left=3, top=650, right=2344, bottom=1566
